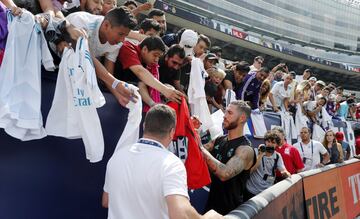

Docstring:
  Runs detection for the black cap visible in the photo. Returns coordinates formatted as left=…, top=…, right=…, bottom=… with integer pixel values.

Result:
left=205, top=53, right=219, bottom=63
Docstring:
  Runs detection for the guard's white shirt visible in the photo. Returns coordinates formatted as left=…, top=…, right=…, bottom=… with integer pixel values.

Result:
left=293, top=140, right=328, bottom=171
left=66, top=12, right=120, bottom=62
left=104, top=139, right=189, bottom=219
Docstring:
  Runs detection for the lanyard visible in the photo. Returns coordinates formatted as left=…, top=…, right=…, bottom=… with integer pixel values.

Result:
left=300, top=141, right=313, bottom=158
left=138, top=138, right=163, bottom=149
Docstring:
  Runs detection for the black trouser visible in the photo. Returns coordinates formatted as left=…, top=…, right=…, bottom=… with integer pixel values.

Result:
left=243, top=188, right=256, bottom=202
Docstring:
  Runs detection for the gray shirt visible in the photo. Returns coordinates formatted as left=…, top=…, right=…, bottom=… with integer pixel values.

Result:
left=246, top=151, right=285, bottom=195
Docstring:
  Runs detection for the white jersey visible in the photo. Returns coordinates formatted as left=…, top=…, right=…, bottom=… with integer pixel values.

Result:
left=0, top=11, right=54, bottom=141
left=46, top=37, right=105, bottom=163
left=114, top=85, right=142, bottom=152
left=187, top=57, right=213, bottom=134
left=66, top=12, right=120, bottom=62
left=293, top=140, right=328, bottom=171
left=104, top=138, right=189, bottom=219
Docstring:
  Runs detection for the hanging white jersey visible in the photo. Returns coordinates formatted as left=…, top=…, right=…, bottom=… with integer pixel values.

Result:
left=224, top=89, right=236, bottom=107
left=114, top=86, right=142, bottom=153
left=250, top=109, right=267, bottom=138
left=46, top=37, right=105, bottom=163
left=280, top=111, right=297, bottom=143
left=187, top=57, right=214, bottom=134
left=0, top=10, right=54, bottom=141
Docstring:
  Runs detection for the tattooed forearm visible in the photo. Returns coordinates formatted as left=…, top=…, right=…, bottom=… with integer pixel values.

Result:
left=201, top=147, right=246, bottom=181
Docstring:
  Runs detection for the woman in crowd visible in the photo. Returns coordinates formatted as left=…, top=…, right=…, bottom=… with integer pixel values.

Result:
left=322, top=130, right=344, bottom=164
left=259, top=79, right=271, bottom=111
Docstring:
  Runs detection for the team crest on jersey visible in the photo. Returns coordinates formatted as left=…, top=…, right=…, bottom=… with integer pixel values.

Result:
left=168, top=137, right=188, bottom=163
left=227, top=148, right=234, bottom=158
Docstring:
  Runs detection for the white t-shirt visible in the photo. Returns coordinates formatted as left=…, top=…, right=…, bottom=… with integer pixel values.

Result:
left=66, top=12, right=120, bottom=62
left=293, top=140, right=328, bottom=171
left=295, top=75, right=304, bottom=83
left=104, top=138, right=189, bottom=219
left=270, top=81, right=292, bottom=110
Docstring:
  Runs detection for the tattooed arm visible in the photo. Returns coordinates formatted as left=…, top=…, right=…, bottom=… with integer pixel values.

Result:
left=201, top=145, right=254, bottom=182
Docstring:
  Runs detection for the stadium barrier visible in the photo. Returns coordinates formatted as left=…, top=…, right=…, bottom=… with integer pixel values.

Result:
left=226, top=159, right=360, bottom=219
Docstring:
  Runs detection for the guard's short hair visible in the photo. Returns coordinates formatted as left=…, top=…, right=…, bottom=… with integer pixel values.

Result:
left=144, top=104, right=176, bottom=138
left=230, top=100, right=251, bottom=120
left=264, top=131, right=281, bottom=146
left=104, top=6, right=137, bottom=29
left=139, top=36, right=166, bottom=52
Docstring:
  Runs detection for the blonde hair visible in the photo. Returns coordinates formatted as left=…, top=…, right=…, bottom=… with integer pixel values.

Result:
left=207, top=67, right=226, bottom=80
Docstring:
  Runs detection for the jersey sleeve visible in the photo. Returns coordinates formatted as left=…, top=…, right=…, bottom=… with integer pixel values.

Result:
left=162, top=156, right=189, bottom=199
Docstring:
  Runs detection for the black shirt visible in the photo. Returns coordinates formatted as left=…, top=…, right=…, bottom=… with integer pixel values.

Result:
left=224, top=70, right=243, bottom=91
left=206, top=135, right=256, bottom=215
left=159, top=57, right=181, bottom=87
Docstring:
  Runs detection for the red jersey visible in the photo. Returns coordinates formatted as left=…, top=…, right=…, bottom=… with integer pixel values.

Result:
left=276, top=142, right=304, bottom=176
left=168, top=97, right=211, bottom=189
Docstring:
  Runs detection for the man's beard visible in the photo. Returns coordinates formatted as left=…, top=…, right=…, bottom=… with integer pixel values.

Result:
left=224, top=120, right=238, bottom=130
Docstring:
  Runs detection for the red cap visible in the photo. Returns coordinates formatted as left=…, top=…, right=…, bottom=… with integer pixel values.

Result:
left=335, top=132, right=344, bottom=141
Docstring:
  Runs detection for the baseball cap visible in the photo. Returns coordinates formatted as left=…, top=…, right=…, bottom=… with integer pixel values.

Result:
left=309, top=77, right=317, bottom=81
left=335, top=132, right=344, bottom=141
left=205, top=53, right=219, bottom=63
left=316, top=80, right=326, bottom=87
left=179, top=29, right=198, bottom=57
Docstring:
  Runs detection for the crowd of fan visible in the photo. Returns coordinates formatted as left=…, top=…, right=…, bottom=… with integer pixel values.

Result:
left=1, top=0, right=360, bottom=218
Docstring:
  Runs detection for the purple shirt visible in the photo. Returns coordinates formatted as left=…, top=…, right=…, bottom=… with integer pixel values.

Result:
left=236, top=71, right=262, bottom=109
left=0, top=2, right=8, bottom=50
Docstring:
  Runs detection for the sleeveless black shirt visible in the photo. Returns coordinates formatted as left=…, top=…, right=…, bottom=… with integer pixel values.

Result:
left=205, top=135, right=256, bottom=215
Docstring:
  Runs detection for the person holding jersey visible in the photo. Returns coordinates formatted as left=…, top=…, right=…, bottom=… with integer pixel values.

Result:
left=103, top=104, right=222, bottom=219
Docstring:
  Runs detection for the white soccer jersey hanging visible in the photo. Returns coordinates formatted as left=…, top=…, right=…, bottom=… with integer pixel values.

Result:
left=46, top=37, right=105, bottom=163
left=187, top=57, right=214, bottom=134
left=114, top=86, right=142, bottom=153
left=0, top=10, right=55, bottom=141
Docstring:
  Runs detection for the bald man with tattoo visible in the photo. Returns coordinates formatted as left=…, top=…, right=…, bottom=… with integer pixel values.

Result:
left=201, top=100, right=256, bottom=215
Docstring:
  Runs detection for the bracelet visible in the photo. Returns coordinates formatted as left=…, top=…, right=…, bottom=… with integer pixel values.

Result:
left=112, top=79, right=121, bottom=89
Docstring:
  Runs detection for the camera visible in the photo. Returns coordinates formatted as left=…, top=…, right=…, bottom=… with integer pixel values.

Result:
left=259, top=144, right=266, bottom=153
left=263, top=173, right=269, bottom=181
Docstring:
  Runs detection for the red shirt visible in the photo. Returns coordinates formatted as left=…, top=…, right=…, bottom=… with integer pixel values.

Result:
left=356, top=136, right=360, bottom=155
left=276, top=142, right=304, bottom=176
left=117, top=41, right=143, bottom=83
